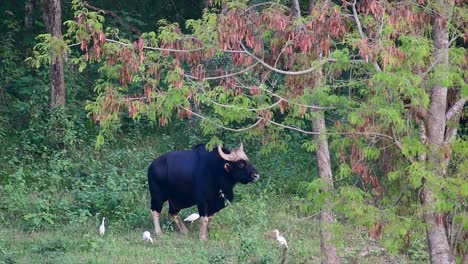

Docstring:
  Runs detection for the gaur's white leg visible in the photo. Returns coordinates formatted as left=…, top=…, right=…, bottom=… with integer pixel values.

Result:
left=199, top=216, right=210, bottom=241
left=170, top=214, right=189, bottom=234
left=152, top=211, right=163, bottom=236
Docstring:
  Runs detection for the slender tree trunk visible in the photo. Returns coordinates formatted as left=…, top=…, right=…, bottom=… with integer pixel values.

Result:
left=308, top=0, right=316, bottom=14
left=25, top=0, right=35, bottom=29
left=312, top=110, right=339, bottom=264
left=203, top=0, right=210, bottom=9
left=291, top=0, right=301, bottom=18
left=462, top=250, right=468, bottom=264
left=44, top=0, right=65, bottom=108
left=306, top=0, right=338, bottom=261
left=420, top=1, right=455, bottom=263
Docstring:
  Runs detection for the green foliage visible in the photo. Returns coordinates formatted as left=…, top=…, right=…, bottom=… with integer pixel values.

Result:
left=398, top=35, right=432, bottom=68
left=2, top=0, right=467, bottom=262
left=26, top=34, right=70, bottom=68
left=401, top=136, right=427, bottom=160
left=185, top=12, right=218, bottom=45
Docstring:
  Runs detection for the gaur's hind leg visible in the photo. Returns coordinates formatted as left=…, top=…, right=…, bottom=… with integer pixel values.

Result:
left=148, top=182, right=166, bottom=236
left=169, top=202, right=189, bottom=234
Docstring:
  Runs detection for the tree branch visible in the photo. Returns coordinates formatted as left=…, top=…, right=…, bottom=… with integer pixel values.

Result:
left=233, top=77, right=333, bottom=110
left=106, top=38, right=204, bottom=53
left=240, top=43, right=329, bottom=76
left=414, top=106, right=429, bottom=120
left=184, top=62, right=259, bottom=81
left=446, top=97, right=467, bottom=123
left=420, top=57, right=441, bottom=78
left=376, top=14, right=385, bottom=41
left=265, top=118, right=396, bottom=141
left=185, top=79, right=283, bottom=112
left=351, top=0, right=365, bottom=39
left=83, top=1, right=139, bottom=34
left=244, top=2, right=289, bottom=13
left=444, top=97, right=467, bottom=145
left=179, top=105, right=262, bottom=132
left=350, top=0, right=382, bottom=72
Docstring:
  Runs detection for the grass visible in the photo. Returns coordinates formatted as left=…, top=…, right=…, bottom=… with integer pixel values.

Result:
left=1, top=195, right=315, bottom=264
left=0, top=194, right=414, bottom=264
left=0, top=133, right=420, bottom=263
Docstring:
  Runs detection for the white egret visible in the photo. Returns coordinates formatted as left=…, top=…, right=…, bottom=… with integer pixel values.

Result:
left=99, top=217, right=106, bottom=236
left=273, top=229, right=288, bottom=249
left=183, top=213, right=200, bottom=224
left=143, top=231, right=153, bottom=244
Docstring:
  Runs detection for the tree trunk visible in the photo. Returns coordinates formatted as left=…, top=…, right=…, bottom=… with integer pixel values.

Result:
left=25, top=0, right=35, bottom=29
left=291, top=0, right=301, bottom=18
left=44, top=0, right=65, bottom=108
left=462, top=250, right=468, bottom=264
left=420, top=1, right=455, bottom=263
left=308, top=0, right=316, bottom=14
left=312, top=110, right=339, bottom=264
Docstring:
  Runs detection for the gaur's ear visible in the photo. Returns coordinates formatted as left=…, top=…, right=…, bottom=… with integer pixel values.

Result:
left=224, top=163, right=230, bottom=172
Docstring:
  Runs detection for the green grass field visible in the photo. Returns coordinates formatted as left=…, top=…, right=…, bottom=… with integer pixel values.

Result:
left=1, top=195, right=414, bottom=264
left=0, top=135, right=422, bottom=263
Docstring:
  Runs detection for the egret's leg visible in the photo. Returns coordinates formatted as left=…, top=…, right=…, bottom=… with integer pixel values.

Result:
left=152, top=211, right=163, bottom=236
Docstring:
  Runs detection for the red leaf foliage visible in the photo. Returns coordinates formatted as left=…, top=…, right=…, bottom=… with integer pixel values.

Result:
left=350, top=144, right=384, bottom=197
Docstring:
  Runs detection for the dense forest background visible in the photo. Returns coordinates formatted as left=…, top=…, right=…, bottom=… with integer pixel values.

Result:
left=0, top=0, right=466, bottom=263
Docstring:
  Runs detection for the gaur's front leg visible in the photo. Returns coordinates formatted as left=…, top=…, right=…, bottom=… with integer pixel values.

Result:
left=152, top=211, right=163, bottom=236
left=199, top=216, right=212, bottom=241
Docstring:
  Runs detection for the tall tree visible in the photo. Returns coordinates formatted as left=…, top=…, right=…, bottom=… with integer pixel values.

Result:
left=53, top=1, right=466, bottom=261
left=345, top=0, right=466, bottom=262
left=302, top=0, right=338, bottom=262
left=312, top=110, right=339, bottom=264
left=420, top=0, right=459, bottom=263
left=43, top=0, right=65, bottom=108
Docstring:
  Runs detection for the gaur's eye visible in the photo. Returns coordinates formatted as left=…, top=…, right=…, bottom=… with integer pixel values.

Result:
left=238, top=161, right=245, bottom=168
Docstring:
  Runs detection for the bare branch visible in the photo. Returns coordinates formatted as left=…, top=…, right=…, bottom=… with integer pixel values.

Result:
left=449, top=32, right=462, bottom=47
left=350, top=0, right=382, bottom=72
left=444, top=97, right=467, bottom=145
left=106, top=38, right=204, bottom=53
left=264, top=118, right=396, bottom=141
left=376, top=14, right=385, bottom=41
left=351, top=0, right=365, bottom=39
left=240, top=43, right=329, bottom=76
left=179, top=105, right=262, bottom=132
left=234, top=77, right=333, bottom=110
left=420, top=57, right=441, bottom=78
left=185, top=79, right=283, bottom=112
left=392, top=125, right=415, bottom=164
left=245, top=2, right=289, bottom=13
left=415, top=106, right=429, bottom=120
left=184, top=62, right=259, bottom=81
left=68, top=42, right=82, bottom=47
left=446, top=97, right=467, bottom=123
left=203, top=95, right=282, bottom=111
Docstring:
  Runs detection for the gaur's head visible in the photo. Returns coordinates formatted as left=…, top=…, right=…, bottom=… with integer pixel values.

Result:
left=218, top=143, right=260, bottom=184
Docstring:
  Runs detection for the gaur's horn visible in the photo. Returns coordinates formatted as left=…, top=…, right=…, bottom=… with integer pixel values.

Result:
left=218, top=145, right=237, bottom=161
